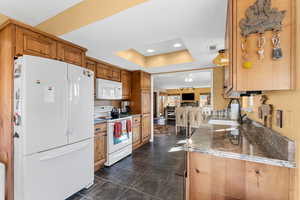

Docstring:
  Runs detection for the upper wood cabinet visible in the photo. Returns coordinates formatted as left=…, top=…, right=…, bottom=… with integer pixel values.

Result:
left=121, top=70, right=132, bottom=99
left=141, top=90, right=151, bottom=114
left=86, top=58, right=97, bottom=73
left=14, top=22, right=87, bottom=67
left=111, top=68, right=121, bottom=82
left=16, top=26, right=57, bottom=59
left=96, top=63, right=113, bottom=80
left=225, top=0, right=295, bottom=92
left=57, top=43, right=85, bottom=66
left=131, top=71, right=152, bottom=115
left=141, top=72, right=151, bottom=90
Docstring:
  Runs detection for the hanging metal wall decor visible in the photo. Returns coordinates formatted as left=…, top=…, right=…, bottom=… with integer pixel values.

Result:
left=239, top=0, right=286, bottom=65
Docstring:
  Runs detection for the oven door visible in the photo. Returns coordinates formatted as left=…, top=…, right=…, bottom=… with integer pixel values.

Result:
left=107, top=119, right=132, bottom=154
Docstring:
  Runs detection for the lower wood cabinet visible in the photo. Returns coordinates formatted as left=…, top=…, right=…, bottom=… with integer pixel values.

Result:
left=94, top=123, right=107, bottom=171
left=142, top=114, right=151, bottom=142
left=132, top=115, right=142, bottom=150
left=187, top=152, right=295, bottom=200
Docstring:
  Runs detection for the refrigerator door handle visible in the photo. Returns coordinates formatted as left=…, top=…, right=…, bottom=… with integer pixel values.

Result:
left=39, top=143, right=89, bottom=161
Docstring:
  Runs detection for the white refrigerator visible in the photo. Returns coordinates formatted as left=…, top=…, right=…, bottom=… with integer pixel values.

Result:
left=13, top=55, right=94, bottom=200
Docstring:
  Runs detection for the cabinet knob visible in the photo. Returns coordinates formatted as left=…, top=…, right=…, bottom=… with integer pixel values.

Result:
left=195, top=168, right=200, bottom=173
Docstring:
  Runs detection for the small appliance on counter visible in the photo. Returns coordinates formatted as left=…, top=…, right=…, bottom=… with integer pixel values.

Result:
left=121, top=101, right=131, bottom=114
left=111, top=107, right=120, bottom=119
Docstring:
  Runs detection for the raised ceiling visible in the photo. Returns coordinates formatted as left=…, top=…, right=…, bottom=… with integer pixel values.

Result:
left=0, top=0, right=227, bottom=73
left=61, top=0, right=227, bottom=73
left=0, top=0, right=83, bottom=26
left=134, top=38, right=186, bottom=56
left=153, top=70, right=212, bottom=90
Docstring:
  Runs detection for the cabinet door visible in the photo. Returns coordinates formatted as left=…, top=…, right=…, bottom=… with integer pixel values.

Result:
left=96, top=63, right=112, bottom=79
left=112, top=68, right=121, bottom=82
left=86, top=59, right=96, bottom=73
left=132, top=126, right=141, bottom=145
left=141, top=90, right=151, bottom=114
left=245, top=162, right=290, bottom=200
left=57, top=43, right=85, bottom=66
left=94, top=132, right=107, bottom=171
left=224, top=0, right=233, bottom=95
left=141, top=72, right=151, bottom=90
left=142, top=114, right=151, bottom=142
left=121, top=70, right=131, bottom=99
left=86, top=59, right=97, bottom=96
left=16, top=27, right=57, bottom=59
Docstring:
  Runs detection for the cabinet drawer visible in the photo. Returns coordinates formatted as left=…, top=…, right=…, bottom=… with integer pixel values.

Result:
left=57, top=43, right=85, bottom=66
left=133, top=116, right=141, bottom=126
left=94, top=123, right=107, bottom=133
left=16, top=27, right=57, bottom=59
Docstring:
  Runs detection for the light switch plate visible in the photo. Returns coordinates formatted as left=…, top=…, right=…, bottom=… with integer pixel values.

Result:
left=276, top=110, right=283, bottom=128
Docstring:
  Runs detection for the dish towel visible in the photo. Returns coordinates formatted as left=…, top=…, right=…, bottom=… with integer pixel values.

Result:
left=126, top=120, right=132, bottom=133
left=114, top=122, right=122, bottom=138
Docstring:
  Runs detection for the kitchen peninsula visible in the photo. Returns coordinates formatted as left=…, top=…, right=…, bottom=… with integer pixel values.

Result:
left=185, top=118, right=296, bottom=200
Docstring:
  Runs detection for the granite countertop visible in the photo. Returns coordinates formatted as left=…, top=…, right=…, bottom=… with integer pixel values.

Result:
left=186, top=119, right=296, bottom=168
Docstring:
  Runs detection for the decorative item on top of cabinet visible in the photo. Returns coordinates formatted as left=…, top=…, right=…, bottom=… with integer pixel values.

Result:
left=121, top=70, right=132, bottom=99
left=94, top=123, right=107, bottom=171
left=224, top=0, right=295, bottom=92
left=57, top=43, right=85, bottom=66
left=16, top=26, right=57, bottom=59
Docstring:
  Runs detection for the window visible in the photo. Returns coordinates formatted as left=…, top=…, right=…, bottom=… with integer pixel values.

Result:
left=199, top=93, right=211, bottom=107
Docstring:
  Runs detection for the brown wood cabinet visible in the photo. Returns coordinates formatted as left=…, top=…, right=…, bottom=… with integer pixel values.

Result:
left=121, top=70, right=132, bottom=99
left=94, top=123, right=107, bottom=171
left=16, top=26, right=57, bottom=59
left=141, top=72, right=151, bottom=90
left=57, top=43, right=85, bottom=66
left=96, top=63, right=112, bottom=79
left=224, top=0, right=295, bottom=92
left=187, top=152, right=295, bottom=200
left=14, top=22, right=87, bottom=67
left=132, top=115, right=142, bottom=150
left=141, top=114, right=151, bottom=142
left=112, top=68, right=121, bottom=82
left=86, top=58, right=97, bottom=73
left=141, top=90, right=151, bottom=114
left=131, top=71, right=151, bottom=115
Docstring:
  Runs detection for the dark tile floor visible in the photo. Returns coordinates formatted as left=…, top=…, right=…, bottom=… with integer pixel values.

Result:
left=68, top=126, right=186, bottom=200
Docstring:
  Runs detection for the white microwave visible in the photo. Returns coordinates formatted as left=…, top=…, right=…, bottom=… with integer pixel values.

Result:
left=96, top=78, right=122, bottom=100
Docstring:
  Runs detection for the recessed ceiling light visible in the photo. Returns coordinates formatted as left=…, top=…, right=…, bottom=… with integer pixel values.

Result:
left=173, top=43, right=182, bottom=48
left=147, top=49, right=155, bottom=53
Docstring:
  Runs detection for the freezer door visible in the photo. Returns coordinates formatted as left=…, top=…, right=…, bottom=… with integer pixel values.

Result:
left=19, top=140, right=94, bottom=200
left=68, top=64, right=94, bottom=143
left=22, top=56, right=68, bottom=155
